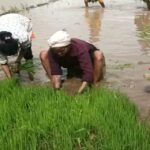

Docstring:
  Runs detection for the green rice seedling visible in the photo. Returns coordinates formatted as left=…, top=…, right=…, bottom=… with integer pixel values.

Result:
left=20, top=60, right=35, bottom=74
left=0, top=80, right=150, bottom=149
left=19, top=59, right=40, bottom=74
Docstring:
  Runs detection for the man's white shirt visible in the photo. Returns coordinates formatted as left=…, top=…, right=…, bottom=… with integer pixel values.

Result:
left=0, top=13, right=32, bottom=43
left=0, top=13, right=33, bottom=64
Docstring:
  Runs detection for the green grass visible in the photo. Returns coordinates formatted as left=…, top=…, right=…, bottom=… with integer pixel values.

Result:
left=0, top=79, right=150, bottom=150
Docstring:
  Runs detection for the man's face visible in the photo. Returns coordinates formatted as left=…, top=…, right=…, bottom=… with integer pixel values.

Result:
left=52, top=45, right=70, bottom=56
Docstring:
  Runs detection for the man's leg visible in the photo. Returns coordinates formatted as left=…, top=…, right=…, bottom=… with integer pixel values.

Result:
left=23, top=46, right=33, bottom=60
left=23, top=46, right=34, bottom=81
left=98, top=0, right=105, bottom=8
left=40, top=50, right=51, bottom=79
left=84, top=0, right=89, bottom=7
left=93, top=50, right=105, bottom=84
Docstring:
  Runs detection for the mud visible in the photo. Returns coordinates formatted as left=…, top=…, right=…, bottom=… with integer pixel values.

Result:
left=0, top=0, right=150, bottom=120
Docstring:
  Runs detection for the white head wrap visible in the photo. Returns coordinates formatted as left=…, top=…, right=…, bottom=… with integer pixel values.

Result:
left=48, top=30, right=71, bottom=48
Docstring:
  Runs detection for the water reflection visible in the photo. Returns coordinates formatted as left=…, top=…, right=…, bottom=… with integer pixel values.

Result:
left=135, top=11, right=150, bottom=53
left=84, top=8, right=103, bottom=43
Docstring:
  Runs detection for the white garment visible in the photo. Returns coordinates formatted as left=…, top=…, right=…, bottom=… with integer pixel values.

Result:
left=0, top=13, right=33, bottom=64
left=48, top=30, right=71, bottom=48
left=0, top=13, right=32, bottom=43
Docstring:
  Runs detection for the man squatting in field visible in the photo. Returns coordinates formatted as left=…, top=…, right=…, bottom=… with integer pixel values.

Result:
left=40, top=30, right=105, bottom=94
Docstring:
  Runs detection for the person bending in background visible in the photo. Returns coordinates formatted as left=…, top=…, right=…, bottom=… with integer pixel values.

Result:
left=84, top=0, right=105, bottom=8
left=40, top=30, right=105, bottom=94
left=0, top=13, right=34, bottom=79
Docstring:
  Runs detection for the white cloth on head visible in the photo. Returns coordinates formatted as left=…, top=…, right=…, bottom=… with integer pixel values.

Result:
left=48, top=30, right=71, bottom=48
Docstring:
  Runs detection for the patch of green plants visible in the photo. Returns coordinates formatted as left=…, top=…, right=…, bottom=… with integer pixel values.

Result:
left=20, top=59, right=40, bottom=74
left=140, top=25, right=150, bottom=42
left=0, top=79, right=150, bottom=149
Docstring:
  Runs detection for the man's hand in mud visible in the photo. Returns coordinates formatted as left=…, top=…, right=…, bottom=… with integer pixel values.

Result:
left=10, top=62, right=20, bottom=74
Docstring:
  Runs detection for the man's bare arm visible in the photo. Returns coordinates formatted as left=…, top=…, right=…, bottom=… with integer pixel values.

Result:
left=78, top=81, right=88, bottom=94
left=51, top=75, right=62, bottom=89
left=1, top=64, right=12, bottom=78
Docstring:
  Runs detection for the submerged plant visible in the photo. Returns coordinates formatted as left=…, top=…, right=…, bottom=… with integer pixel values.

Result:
left=113, top=63, right=134, bottom=70
left=140, top=25, right=150, bottom=42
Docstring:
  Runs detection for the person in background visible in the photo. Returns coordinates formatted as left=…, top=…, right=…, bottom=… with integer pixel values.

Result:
left=40, top=30, right=105, bottom=94
left=84, top=0, right=105, bottom=8
left=0, top=13, right=34, bottom=79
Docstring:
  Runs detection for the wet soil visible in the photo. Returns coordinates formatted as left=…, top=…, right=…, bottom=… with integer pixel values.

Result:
left=1, top=0, right=150, bottom=120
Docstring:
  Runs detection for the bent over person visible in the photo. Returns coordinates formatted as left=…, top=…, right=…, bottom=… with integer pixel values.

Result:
left=84, top=0, right=105, bottom=8
left=40, top=30, right=105, bottom=94
left=0, top=13, right=34, bottom=79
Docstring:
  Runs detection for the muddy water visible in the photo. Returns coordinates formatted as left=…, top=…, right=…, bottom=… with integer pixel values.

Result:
left=1, top=0, right=150, bottom=120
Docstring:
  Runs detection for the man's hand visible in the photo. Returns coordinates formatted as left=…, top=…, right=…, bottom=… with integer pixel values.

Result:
left=77, top=81, right=88, bottom=94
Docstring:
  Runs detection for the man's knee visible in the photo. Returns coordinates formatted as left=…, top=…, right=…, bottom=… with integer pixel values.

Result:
left=94, top=51, right=104, bottom=62
left=40, top=51, right=48, bottom=61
